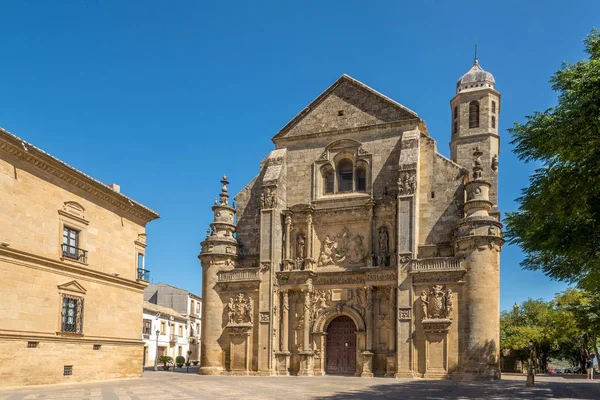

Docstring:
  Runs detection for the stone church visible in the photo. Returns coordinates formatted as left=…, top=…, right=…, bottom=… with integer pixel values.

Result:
left=199, top=59, right=503, bottom=379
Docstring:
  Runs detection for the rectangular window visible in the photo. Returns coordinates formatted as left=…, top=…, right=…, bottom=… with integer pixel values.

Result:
left=93, top=344, right=101, bottom=350
left=64, top=365, right=73, bottom=376
left=61, top=295, right=83, bottom=333
left=160, top=321, right=166, bottom=335
left=196, top=302, right=200, bottom=313
left=62, top=227, right=80, bottom=260
left=191, top=300, right=194, bottom=313
left=492, top=101, right=496, bottom=113
left=196, top=323, right=200, bottom=334
left=137, top=253, right=144, bottom=270
left=143, top=319, right=152, bottom=335
left=27, top=341, right=38, bottom=348
left=178, top=325, right=183, bottom=336
left=178, top=346, right=182, bottom=356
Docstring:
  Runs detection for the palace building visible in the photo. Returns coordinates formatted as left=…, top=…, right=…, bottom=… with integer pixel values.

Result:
left=199, top=60, right=503, bottom=379
left=0, top=128, right=158, bottom=387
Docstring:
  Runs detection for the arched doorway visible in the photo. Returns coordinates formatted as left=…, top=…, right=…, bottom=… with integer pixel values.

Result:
left=326, top=316, right=356, bottom=375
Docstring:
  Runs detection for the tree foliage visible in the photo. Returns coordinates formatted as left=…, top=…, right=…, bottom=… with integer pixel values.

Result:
left=501, top=289, right=600, bottom=371
left=505, top=29, right=600, bottom=290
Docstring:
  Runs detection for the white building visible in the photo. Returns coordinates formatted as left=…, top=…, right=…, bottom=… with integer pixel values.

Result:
left=143, top=283, right=202, bottom=366
left=142, top=302, right=191, bottom=368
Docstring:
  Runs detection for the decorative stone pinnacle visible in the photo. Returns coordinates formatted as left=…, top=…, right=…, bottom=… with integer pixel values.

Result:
left=472, top=146, right=483, bottom=180
left=219, top=174, right=230, bottom=206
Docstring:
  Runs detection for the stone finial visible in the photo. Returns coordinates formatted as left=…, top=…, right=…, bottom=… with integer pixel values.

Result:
left=219, top=175, right=229, bottom=206
left=472, top=147, right=483, bottom=180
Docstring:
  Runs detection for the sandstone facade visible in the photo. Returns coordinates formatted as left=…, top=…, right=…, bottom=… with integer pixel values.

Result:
left=199, top=61, right=503, bottom=379
left=0, top=128, right=159, bottom=387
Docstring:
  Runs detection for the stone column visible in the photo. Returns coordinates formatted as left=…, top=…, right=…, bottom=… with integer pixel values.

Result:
left=455, top=150, right=503, bottom=379
left=199, top=261, right=224, bottom=375
left=284, top=214, right=292, bottom=260
left=361, top=286, right=374, bottom=377
left=303, top=289, right=311, bottom=351
left=275, top=289, right=291, bottom=375
left=281, top=290, right=289, bottom=352
left=298, top=289, right=314, bottom=376
left=365, top=286, right=373, bottom=351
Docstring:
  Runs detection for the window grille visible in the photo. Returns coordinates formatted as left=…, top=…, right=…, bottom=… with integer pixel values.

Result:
left=64, top=365, right=73, bottom=376
left=61, top=295, right=83, bottom=333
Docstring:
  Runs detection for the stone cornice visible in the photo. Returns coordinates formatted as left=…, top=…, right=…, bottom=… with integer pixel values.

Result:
left=274, top=119, right=421, bottom=146
left=0, top=330, right=144, bottom=346
left=0, top=128, right=160, bottom=224
left=0, top=246, right=148, bottom=291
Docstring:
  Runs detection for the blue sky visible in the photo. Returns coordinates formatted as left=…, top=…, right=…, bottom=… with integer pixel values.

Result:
left=0, top=1, right=597, bottom=310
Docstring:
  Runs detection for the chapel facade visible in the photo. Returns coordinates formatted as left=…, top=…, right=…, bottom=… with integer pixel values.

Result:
left=199, top=60, right=503, bottom=379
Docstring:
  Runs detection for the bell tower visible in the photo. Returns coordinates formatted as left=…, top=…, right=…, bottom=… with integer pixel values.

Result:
left=450, top=57, right=500, bottom=212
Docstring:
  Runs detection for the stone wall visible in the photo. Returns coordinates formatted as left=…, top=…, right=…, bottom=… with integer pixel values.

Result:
left=0, top=339, right=143, bottom=388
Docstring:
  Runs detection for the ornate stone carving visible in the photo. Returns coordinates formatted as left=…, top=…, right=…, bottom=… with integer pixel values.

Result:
left=420, top=285, right=453, bottom=321
left=260, top=186, right=277, bottom=209
left=398, top=171, right=416, bottom=195
left=260, top=312, right=270, bottom=323
left=472, top=147, right=483, bottom=179
left=399, top=308, right=411, bottom=320
left=317, top=227, right=365, bottom=267
left=227, top=293, right=254, bottom=325
left=491, top=154, right=498, bottom=171
left=260, top=262, right=270, bottom=273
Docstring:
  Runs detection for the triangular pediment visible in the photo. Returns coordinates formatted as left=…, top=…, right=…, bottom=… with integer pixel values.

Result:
left=57, top=280, right=87, bottom=294
left=273, top=74, right=418, bottom=142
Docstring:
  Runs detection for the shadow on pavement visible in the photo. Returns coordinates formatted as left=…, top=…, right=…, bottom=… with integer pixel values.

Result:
left=312, top=377, right=600, bottom=400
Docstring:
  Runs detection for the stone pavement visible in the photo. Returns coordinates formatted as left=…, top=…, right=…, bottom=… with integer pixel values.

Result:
left=1, top=372, right=599, bottom=400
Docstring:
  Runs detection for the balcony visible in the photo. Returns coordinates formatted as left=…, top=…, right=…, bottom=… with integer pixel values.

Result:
left=61, top=244, right=87, bottom=263
left=169, top=334, right=178, bottom=344
left=137, top=268, right=151, bottom=281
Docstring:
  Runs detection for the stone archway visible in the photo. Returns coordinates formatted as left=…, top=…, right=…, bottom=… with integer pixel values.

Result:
left=325, top=316, right=357, bottom=374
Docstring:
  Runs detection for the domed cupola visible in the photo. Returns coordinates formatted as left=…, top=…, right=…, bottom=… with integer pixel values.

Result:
left=456, top=59, right=495, bottom=94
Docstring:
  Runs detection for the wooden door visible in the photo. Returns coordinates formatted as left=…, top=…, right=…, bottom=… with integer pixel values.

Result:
left=326, top=316, right=356, bottom=374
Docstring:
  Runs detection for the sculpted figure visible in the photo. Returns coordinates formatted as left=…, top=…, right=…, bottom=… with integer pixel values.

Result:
left=318, top=235, right=337, bottom=267
left=227, top=298, right=235, bottom=324
left=247, top=297, right=254, bottom=324
left=379, top=229, right=389, bottom=254
left=296, top=234, right=306, bottom=259
left=408, top=174, right=416, bottom=193
left=445, top=288, right=453, bottom=318
left=420, top=290, right=429, bottom=320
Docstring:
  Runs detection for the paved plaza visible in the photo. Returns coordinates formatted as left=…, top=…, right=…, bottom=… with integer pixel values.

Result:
left=1, top=372, right=599, bottom=400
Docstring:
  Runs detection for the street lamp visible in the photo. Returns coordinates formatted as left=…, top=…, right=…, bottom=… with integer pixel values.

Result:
left=153, top=329, right=160, bottom=371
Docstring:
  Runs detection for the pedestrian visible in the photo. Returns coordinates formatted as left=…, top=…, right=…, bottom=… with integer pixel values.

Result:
left=586, top=356, right=594, bottom=380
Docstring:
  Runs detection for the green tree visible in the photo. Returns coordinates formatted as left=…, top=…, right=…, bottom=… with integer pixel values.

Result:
left=501, top=298, right=562, bottom=372
left=555, top=288, right=600, bottom=369
left=505, top=29, right=600, bottom=290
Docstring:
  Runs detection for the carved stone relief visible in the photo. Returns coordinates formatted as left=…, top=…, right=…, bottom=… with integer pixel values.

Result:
left=317, top=227, right=365, bottom=267
left=420, top=285, right=453, bottom=321
left=398, top=171, right=416, bottom=195
left=227, top=293, right=254, bottom=325
left=399, top=308, right=411, bottom=320
left=260, top=186, right=277, bottom=209
left=260, top=312, right=270, bottom=323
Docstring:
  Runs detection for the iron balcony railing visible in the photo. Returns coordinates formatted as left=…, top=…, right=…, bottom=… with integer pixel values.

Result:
left=137, top=268, right=150, bottom=281
left=61, top=244, right=88, bottom=263
left=169, top=334, right=178, bottom=343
